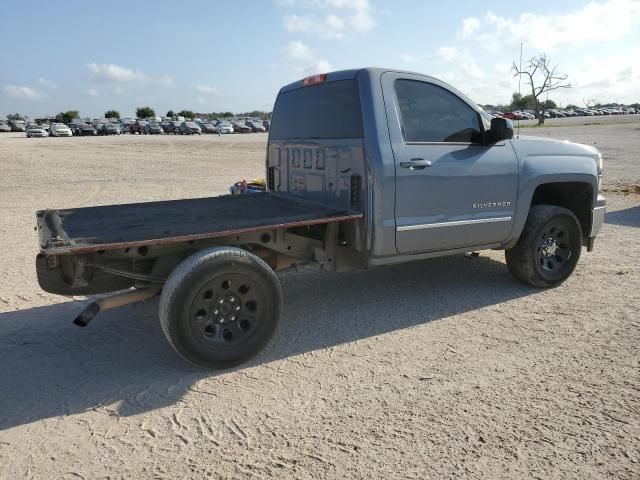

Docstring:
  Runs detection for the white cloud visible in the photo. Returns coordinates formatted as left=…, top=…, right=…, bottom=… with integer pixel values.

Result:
left=436, top=47, right=458, bottom=62
left=461, top=61, right=485, bottom=79
left=493, top=62, right=512, bottom=75
left=458, top=0, right=640, bottom=51
left=459, top=17, right=480, bottom=39
left=157, top=74, right=175, bottom=88
left=435, top=72, right=456, bottom=83
left=197, top=85, right=221, bottom=95
left=88, top=88, right=99, bottom=97
left=325, top=14, right=346, bottom=32
left=401, top=53, right=419, bottom=64
left=563, top=47, right=640, bottom=105
left=284, top=39, right=332, bottom=75
left=293, top=58, right=334, bottom=76
left=87, top=63, right=146, bottom=82
left=4, top=85, right=41, bottom=100
left=312, top=59, right=332, bottom=73
left=281, top=0, right=375, bottom=38
left=38, top=77, right=56, bottom=89
left=87, top=63, right=174, bottom=87
left=284, top=40, right=312, bottom=60
left=284, top=14, right=345, bottom=38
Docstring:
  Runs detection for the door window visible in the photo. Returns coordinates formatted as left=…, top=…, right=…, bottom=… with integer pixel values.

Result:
left=395, top=80, right=483, bottom=143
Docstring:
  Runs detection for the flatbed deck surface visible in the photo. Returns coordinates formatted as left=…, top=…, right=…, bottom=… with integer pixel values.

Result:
left=37, top=193, right=361, bottom=254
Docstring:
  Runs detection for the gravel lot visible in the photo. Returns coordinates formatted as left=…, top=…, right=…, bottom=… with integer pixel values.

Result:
left=0, top=117, right=638, bottom=479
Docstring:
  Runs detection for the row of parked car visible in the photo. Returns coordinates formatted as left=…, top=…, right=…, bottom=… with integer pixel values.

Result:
left=14, top=117, right=271, bottom=138
left=489, top=107, right=638, bottom=120
left=126, top=118, right=270, bottom=135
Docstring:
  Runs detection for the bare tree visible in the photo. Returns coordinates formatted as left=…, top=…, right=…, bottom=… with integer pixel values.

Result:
left=512, top=54, right=571, bottom=125
left=583, top=97, right=599, bottom=109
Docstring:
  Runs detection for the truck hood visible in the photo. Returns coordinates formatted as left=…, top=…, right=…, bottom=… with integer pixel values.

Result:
left=511, top=135, right=600, bottom=159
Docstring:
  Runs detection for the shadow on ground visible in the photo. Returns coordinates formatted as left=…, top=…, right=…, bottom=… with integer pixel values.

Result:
left=0, top=254, right=536, bottom=431
left=606, top=205, right=640, bottom=228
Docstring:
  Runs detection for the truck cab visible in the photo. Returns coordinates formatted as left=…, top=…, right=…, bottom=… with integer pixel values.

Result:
left=267, top=68, right=605, bottom=266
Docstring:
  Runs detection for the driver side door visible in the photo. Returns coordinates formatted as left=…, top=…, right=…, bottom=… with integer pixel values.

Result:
left=381, top=72, right=518, bottom=254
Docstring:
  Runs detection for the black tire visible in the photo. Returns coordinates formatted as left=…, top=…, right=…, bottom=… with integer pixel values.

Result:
left=505, top=205, right=582, bottom=288
left=159, top=247, right=282, bottom=369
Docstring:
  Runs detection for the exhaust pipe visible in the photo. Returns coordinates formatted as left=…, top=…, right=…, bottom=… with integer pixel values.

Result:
left=73, top=288, right=160, bottom=327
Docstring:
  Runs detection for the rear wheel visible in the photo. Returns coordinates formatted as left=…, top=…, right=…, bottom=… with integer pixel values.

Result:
left=159, top=247, right=282, bottom=369
left=505, top=205, right=582, bottom=288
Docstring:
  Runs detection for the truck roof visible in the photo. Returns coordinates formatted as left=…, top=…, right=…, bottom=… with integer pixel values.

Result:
left=279, top=67, right=442, bottom=93
left=278, top=67, right=483, bottom=119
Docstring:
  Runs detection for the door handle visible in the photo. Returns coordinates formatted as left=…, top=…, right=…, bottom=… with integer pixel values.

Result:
left=400, top=158, right=432, bottom=169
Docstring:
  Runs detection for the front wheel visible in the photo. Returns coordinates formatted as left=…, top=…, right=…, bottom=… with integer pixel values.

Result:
left=505, top=205, right=582, bottom=288
left=159, top=247, right=282, bottom=369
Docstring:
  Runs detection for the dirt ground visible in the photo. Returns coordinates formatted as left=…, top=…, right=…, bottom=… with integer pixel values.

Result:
left=0, top=117, right=638, bottom=479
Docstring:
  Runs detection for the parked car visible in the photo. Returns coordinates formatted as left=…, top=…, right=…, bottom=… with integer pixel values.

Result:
left=164, top=121, right=182, bottom=134
left=26, top=125, right=48, bottom=137
left=200, top=123, right=218, bottom=134
left=231, top=121, right=251, bottom=133
left=49, top=123, right=73, bottom=137
left=179, top=121, right=201, bottom=135
left=0, top=122, right=11, bottom=133
left=547, top=110, right=565, bottom=118
left=216, top=121, right=234, bottom=134
left=246, top=120, right=266, bottom=133
left=100, top=123, right=121, bottom=135
left=129, top=120, right=147, bottom=134
left=502, top=112, right=524, bottom=120
left=32, top=67, right=606, bottom=369
left=10, top=120, right=26, bottom=132
left=74, top=123, right=97, bottom=136
left=144, top=123, right=164, bottom=135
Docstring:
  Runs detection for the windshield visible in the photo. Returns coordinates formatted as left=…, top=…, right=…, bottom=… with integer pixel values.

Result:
left=186, top=122, right=197, bottom=127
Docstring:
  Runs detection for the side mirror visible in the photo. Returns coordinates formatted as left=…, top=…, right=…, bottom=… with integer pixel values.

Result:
left=489, top=117, right=514, bottom=142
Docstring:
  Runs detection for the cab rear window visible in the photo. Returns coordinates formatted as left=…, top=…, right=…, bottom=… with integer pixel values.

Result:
left=270, top=80, right=363, bottom=140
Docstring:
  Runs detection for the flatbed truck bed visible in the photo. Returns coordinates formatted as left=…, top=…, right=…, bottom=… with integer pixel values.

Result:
left=37, top=192, right=362, bottom=255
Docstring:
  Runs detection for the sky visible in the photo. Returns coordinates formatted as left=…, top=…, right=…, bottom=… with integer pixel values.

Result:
left=1, top=0, right=639, bottom=118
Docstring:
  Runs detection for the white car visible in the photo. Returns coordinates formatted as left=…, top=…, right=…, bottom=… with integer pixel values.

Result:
left=216, top=121, right=234, bottom=134
left=26, top=125, right=48, bottom=137
left=49, top=123, right=73, bottom=137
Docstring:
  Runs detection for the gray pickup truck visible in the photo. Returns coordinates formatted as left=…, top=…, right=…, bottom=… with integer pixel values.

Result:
left=35, top=68, right=606, bottom=369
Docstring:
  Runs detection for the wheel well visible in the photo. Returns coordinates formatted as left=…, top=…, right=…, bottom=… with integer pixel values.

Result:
left=530, top=182, right=592, bottom=236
